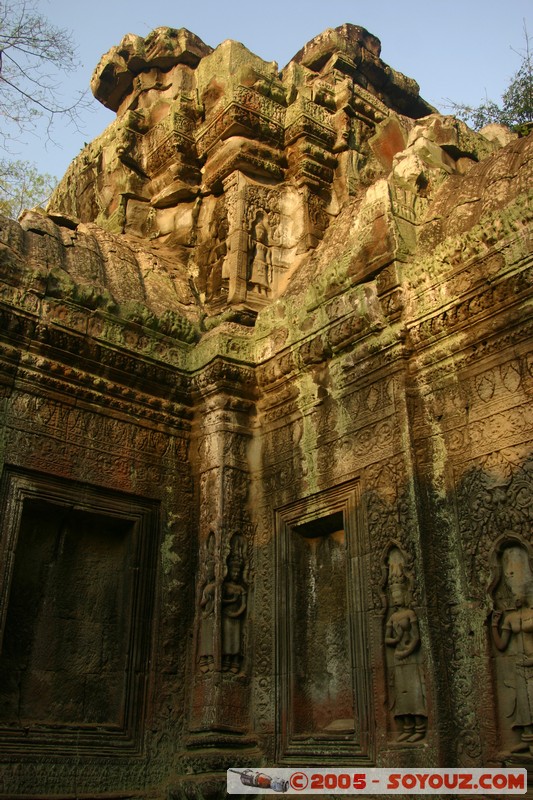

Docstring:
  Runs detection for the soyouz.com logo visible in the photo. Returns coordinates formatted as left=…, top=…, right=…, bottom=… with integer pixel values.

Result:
left=227, top=767, right=527, bottom=794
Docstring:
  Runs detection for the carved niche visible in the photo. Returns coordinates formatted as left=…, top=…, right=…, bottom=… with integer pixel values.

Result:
left=0, top=468, right=159, bottom=756
left=275, top=481, right=372, bottom=761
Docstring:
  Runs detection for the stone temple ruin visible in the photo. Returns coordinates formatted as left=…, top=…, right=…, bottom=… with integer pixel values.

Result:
left=0, top=21, right=531, bottom=798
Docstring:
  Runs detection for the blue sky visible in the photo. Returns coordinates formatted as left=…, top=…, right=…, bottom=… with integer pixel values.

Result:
left=8, top=0, right=533, bottom=179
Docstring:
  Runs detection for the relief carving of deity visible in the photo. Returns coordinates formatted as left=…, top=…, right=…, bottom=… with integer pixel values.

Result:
left=247, top=214, right=272, bottom=293
left=196, top=531, right=247, bottom=675
left=222, top=534, right=247, bottom=673
left=384, top=546, right=427, bottom=742
left=490, top=539, right=533, bottom=757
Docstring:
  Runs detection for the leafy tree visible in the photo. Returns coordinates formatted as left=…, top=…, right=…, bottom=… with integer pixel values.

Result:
left=0, top=0, right=85, bottom=145
left=0, top=158, right=56, bottom=217
left=447, top=24, right=532, bottom=132
left=0, top=2, right=87, bottom=218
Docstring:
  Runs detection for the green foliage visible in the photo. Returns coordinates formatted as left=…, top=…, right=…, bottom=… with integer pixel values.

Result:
left=448, top=24, right=532, bottom=131
left=0, top=158, right=57, bottom=217
left=0, top=2, right=83, bottom=218
left=501, top=52, right=533, bottom=130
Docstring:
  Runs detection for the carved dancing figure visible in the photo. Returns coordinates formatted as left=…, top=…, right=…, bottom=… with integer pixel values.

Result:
left=385, top=577, right=427, bottom=742
left=221, top=550, right=247, bottom=673
left=491, top=545, right=533, bottom=755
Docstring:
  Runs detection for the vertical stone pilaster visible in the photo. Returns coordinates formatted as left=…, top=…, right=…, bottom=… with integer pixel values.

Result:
left=187, top=363, right=257, bottom=748
left=224, top=171, right=250, bottom=305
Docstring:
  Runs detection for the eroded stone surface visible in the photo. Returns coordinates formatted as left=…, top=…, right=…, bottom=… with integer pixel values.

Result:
left=49, top=23, right=442, bottom=317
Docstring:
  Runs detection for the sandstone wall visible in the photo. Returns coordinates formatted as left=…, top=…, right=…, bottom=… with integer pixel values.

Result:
left=0, top=22, right=531, bottom=800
